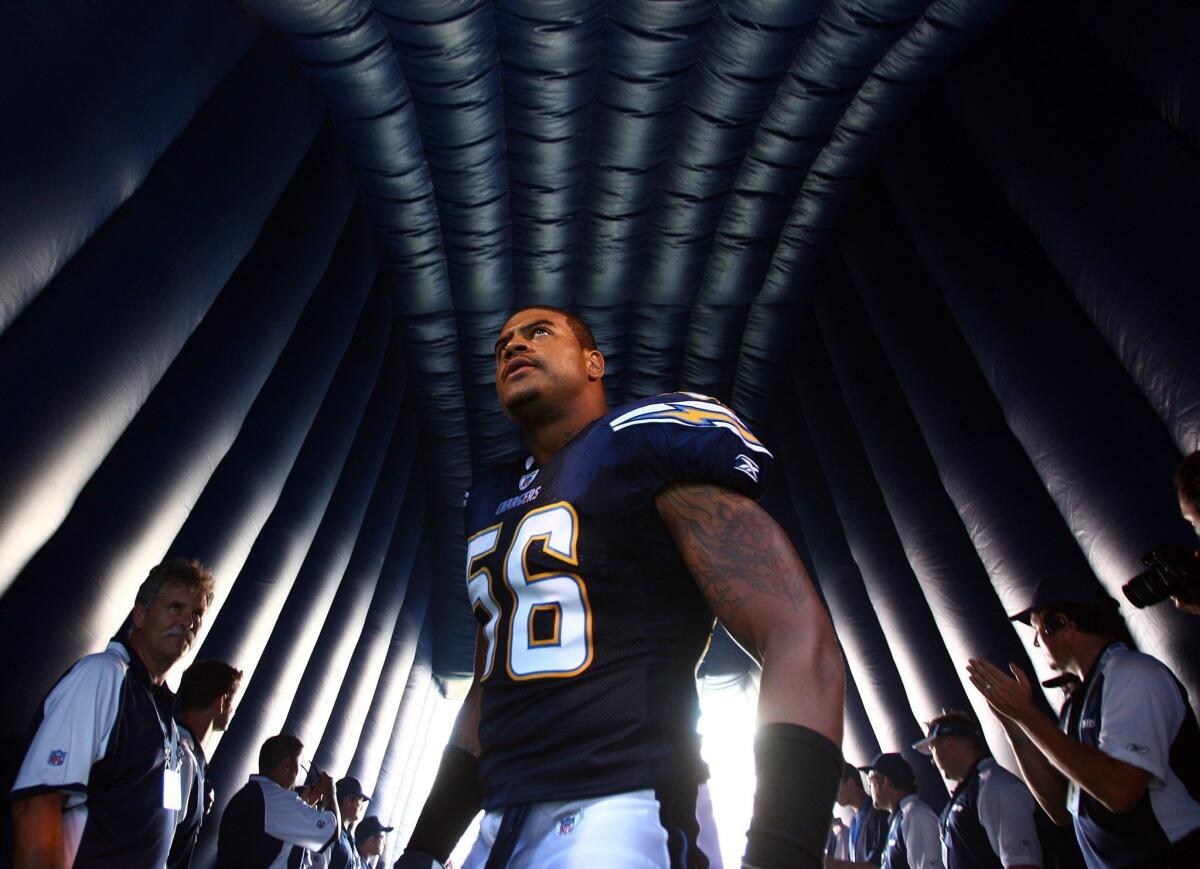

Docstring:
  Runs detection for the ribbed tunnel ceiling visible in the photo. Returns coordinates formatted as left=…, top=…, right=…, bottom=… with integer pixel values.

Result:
left=3, top=0, right=1200, bottom=857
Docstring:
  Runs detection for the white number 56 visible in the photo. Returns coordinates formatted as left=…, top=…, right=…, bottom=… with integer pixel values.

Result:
left=466, top=502, right=594, bottom=681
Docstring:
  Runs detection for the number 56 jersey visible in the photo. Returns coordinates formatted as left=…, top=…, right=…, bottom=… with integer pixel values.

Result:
left=463, top=392, right=773, bottom=809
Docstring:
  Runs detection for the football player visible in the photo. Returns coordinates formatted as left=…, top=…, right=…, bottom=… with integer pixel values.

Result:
left=396, top=306, right=845, bottom=868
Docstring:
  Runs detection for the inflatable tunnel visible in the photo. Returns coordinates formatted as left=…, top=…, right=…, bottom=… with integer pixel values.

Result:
left=2, top=0, right=1199, bottom=865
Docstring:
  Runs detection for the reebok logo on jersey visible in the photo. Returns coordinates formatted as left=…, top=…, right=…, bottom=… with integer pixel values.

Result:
left=556, top=812, right=579, bottom=837
left=734, top=453, right=760, bottom=482
left=1126, top=742, right=1150, bottom=755
left=47, top=750, right=66, bottom=766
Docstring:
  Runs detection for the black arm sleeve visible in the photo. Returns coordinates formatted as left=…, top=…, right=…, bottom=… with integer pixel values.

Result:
left=404, top=745, right=483, bottom=862
left=743, top=723, right=843, bottom=869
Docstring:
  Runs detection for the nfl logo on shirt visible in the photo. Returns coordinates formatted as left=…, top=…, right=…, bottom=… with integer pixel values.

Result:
left=556, top=813, right=578, bottom=838
left=47, top=750, right=66, bottom=767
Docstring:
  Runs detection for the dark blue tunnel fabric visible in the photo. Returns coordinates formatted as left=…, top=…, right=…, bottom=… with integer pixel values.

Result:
left=167, top=204, right=381, bottom=581
left=884, top=93, right=1200, bottom=703
left=945, top=2, right=1200, bottom=456
left=622, top=0, right=825, bottom=403
left=315, top=474, right=428, bottom=774
left=837, top=182, right=1100, bottom=635
left=4, top=1, right=1200, bottom=859
left=813, top=268, right=1048, bottom=767
left=733, top=0, right=1016, bottom=427
left=791, top=313, right=969, bottom=725
left=772, top=394, right=947, bottom=809
left=0, top=29, right=324, bottom=604
left=0, top=0, right=261, bottom=333
left=0, top=114, right=350, bottom=755
left=281, top=407, right=418, bottom=745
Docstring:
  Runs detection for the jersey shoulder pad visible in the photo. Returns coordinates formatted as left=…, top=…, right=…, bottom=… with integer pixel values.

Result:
left=606, top=392, right=772, bottom=497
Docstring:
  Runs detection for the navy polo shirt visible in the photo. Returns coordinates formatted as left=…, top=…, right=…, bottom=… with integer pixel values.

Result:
left=216, top=775, right=337, bottom=869
left=939, top=758, right=1042, bottom=869
left=1060, top=642, right=1200, bottom=867
left=12, top=639, right=181, bottom=868
left=883, top=794, right=946, bottom=869
left=850, top=795, right=889, bottom=862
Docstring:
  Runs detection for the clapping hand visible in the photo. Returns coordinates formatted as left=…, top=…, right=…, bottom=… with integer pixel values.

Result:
left=966, top=658, right=1037, bottom=725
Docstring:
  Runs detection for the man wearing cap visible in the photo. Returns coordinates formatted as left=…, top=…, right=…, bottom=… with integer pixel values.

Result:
left=913, top=712, right=1041, bottom=869
left=856, top=753, right=944, bottom=869
left=966, top=582, right=1200, bottom=867
left=329, top=775, right=371, bottom=869
left=825, top=762, right=889, bottom=866
left=354, top=815, right=392, bottom=865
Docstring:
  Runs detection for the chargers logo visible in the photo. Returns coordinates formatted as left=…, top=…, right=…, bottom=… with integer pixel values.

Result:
left=519, top=469, right=539, bottom=491
left=48, top=750, right=67, bottom=767
left=734, top=454, right=760, bottom=482
left=608, top=397, right=772, bottom=456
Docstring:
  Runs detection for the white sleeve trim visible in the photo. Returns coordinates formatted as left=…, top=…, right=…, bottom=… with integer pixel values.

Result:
left=261, top=781, right=338, bottom=851
left=11, top=648, right=126, bottom=804
left=1096, top=652, right=1182, bottom=787
left=978, top=770, right=1043, bottom=867
left=901, top=801, right=945, bottom=869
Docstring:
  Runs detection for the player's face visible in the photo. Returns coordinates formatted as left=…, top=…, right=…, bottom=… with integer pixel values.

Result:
left=134, top=581, right=208, bottom=667
left=494, top=309, right=595, bottom=420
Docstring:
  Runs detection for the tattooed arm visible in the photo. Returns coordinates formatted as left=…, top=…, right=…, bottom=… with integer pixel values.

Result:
left=656, top=481, right=844, bottom=741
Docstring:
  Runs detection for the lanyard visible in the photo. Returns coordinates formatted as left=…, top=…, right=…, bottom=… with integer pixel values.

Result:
left=142, top=680, right=180, bottom=772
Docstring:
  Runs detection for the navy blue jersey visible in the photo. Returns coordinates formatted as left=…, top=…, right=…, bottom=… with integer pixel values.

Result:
left=464, top=393, right=772, bottom=808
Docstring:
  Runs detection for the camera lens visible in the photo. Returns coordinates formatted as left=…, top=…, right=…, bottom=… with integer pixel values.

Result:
left=1122, top=566, right=1175, bottom=609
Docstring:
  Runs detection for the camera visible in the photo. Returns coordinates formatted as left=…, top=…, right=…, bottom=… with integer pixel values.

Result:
left=1121, top=545, right=1200, bottom=609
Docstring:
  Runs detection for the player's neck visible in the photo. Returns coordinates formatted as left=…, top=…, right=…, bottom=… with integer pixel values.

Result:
left=179, top=708, right=214, bottom=745
left=522, top=395, right=607, bottom=465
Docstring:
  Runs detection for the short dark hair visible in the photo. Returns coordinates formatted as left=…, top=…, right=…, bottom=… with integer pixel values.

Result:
left=135, top=558, right=215, bottom=608
left=1176, top=450, right=1200, bottom=506
left=840, top=761, right=862, bottom=786
left=509, top=305, right=597, bottom=352
left=1034, top=601, right=1127, bottom=641
left=259, top=734, right=303, bottom=774
left=179, top=660, right=242, bottom=711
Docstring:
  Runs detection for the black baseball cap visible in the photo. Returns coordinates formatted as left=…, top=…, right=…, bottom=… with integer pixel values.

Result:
left=336, top=775, right=370, bottom=801
left=858, top=752, right=916, bottom=791
left=1007, top=578, right=1119, bottom=625
left=912, top=714, right=981, bottom=755
left=355, top=815, right=393, bottom=844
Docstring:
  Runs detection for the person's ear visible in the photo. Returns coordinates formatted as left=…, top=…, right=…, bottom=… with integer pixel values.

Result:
left=585, top=349, right=605, bottom=381
left=131, top=603, right=147, bottom=630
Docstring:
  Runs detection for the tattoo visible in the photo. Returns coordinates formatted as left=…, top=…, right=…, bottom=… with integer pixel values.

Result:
left=657, top=483, right=807, bottom=622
